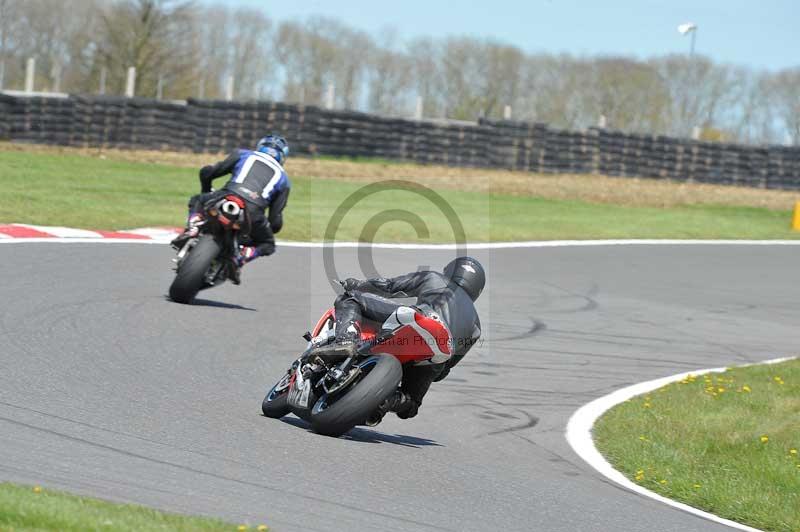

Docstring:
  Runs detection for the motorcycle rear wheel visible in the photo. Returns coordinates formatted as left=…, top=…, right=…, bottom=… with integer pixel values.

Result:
left=169, top=234, right=220, bottom=304
left=309, top=355, right=402, bottom=437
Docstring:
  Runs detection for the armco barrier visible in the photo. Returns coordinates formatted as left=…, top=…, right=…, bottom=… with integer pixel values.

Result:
left=1, top=93, right=798, bottom=190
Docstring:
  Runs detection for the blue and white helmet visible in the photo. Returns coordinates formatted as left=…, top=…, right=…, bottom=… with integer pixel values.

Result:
left=256, top=135, right=290, bottom=164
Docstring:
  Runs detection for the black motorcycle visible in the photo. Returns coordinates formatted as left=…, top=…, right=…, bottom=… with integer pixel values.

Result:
left=169, top=194, right=248, bottom=304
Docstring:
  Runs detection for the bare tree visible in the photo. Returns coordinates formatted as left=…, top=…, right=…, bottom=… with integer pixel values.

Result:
left=366, top=31, right=414, bottom=116
left=227, top=8, right=273, bottom=99
left=0, top=0, right=18, bottom=89
left=275, top=19, right=338, bottom=105
left=407, top=37, right=443, bottom=118
left=95, top=0, right=198, bottom=98
left=763, top=68, right=800, bottom=145
left=0, top=1, right=794, bottom=144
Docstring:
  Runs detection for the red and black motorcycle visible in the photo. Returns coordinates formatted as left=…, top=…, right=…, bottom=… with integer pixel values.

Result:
left=169, top=193, right=248, bottom=304
left=262, top=304, right=453, bottom=437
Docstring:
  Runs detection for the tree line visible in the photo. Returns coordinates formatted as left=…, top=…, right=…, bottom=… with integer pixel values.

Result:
left=0, top=0, right=798, bottom=145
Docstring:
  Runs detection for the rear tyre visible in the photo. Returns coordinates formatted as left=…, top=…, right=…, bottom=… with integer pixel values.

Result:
left=262, top=372, right=292, bottom=418
left=309, top=355, right=402, bottom=437
left=169, top=234, right=220, bottom=304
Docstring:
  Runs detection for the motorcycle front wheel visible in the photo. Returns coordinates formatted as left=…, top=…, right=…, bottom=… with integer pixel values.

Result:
left=261, top=370, right=293, bottom=418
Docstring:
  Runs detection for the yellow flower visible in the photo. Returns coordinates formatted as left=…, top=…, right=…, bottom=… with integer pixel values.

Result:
left=717, top=386, right=725, bottom=393
left=742, top=385, right=751, bottom=392
left=257, top=526, right=269, bottom=532
left=643, top=403, right=652, bottom=408
left=659, top=479, right=668, bottom=484
left=760, top=435, right=769, bottom=443
left=238, top=526, right=249, bottom=531
left=32, top=486, right=42, bottom=493
left=790, top=449, right=798, bottom=456
left=693, top=484, right=702, bottom=489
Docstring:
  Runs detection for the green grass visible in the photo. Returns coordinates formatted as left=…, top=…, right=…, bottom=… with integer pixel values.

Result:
left=0, top=482, right=258, bottom=531
left=0, top=150, right=798, bottom=241
left=594, top=359, right=800, bottom=532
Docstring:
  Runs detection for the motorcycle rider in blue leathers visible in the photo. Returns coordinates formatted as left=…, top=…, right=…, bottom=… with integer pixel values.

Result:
left=172, top=135, right=291, bottom=283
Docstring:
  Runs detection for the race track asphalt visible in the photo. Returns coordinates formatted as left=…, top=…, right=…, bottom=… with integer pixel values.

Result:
left=0, top=242, right=797, bottom=531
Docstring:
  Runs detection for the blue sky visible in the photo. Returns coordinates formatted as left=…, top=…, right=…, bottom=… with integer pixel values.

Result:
left=222, top=0, right=797, bottom=71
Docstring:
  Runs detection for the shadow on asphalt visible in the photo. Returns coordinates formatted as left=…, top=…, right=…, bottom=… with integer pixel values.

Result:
left=277, top=416, right=443, bottom=448
left=163, top=295, right=257, bottom=311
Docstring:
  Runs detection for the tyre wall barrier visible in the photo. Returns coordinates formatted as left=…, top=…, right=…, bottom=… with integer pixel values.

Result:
left=1, top=93, right=798, bottom=190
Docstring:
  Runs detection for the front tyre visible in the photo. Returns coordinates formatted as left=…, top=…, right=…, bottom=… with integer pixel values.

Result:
left=262, top=372, right=292, bottom=418
left=309, top=355, right=402, bottom=437
left=169, top=234, right=221, bottom=304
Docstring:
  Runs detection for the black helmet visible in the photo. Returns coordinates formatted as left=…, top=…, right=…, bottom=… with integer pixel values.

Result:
left=443, top=256, right=485, bottom=301
left=256, top=135, right=290, bottom=164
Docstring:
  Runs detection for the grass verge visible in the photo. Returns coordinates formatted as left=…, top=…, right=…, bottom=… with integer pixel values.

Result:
left=594, top=359, right=800, bottom=532
left=0, top=482, right=260, bottom=531
left=0, top=147, right=798, bottom=241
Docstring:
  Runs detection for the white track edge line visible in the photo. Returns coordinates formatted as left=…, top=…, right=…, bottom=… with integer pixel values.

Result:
left=1, top=238, right=800, bottom=248
left=565, top=356, right=798, bottom=532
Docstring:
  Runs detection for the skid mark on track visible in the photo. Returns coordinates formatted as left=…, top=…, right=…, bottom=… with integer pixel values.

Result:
left=540, top=282, right=600, bottom=313
left=488, top=317, right=548, bottom=342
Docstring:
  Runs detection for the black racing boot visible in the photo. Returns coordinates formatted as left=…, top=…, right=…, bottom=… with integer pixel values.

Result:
left=228, top=264, right=242, bottom=285
left=311, top=321, right=361, bottom=362
left=171, top=213, right=204, bottom=249
left=365, top=391, right=413, bottom=427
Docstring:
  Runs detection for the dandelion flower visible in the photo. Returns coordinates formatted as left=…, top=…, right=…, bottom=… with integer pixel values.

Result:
left=717, top=386, right=725, bottom=393
left=693, top=484, right=701, bottom=489
left=257, top=526, right=269, bottom=532
left=791, top=449, right=798, bottom=456
left=760, top=435, right=769, bottom=443
left=659, top=479, right=668, bottom=484
left=742, top=385, right=751, bottom=393
left=238, top=526, right=249, bottom=531
left=32, top=486, right=42, bottom=493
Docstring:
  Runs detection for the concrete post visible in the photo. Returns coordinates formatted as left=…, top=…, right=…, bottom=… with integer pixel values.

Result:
left=24, top=57, right=35, bottom=93
left=52, top=63, right=61, bottom=93
left=598, top=115, right=607, bottom=128
left=691, top=126, right=701, bottom=140
left=225, top=75, right=234, bottom=101
left=157, top=74, right=163, bottom=100
left=414, top=96, right=423, bottom=120
left=125, top=66, right=136, bottom=97
left=0, top=60, right=5, bottom=91
left=503, top=105, right=512, bottom=120
left=324, top=83, right=335, bottom=109
left=99, top=67, right=107, bottom=95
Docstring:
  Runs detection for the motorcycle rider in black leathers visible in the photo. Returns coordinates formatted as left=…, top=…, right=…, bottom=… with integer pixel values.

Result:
left=171, top=135, right=291, bottom=283
left=315, top=256, right=485, bottom=425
